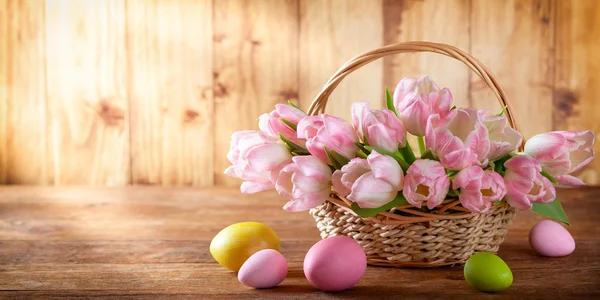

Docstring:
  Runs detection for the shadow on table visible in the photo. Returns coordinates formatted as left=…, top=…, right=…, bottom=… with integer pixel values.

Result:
left=255, top=284, right=407, bottom=296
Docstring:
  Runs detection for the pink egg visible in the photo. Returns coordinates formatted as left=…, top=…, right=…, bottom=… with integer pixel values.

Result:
left=529, top=220, right=576, bottom=257
left=304, top=236, right=367, bottom=292
left=238, top=249, right=288, bottom=289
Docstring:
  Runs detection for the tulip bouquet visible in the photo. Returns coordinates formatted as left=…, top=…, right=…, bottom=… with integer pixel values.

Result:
left=225, top=76, right=595, bottom=225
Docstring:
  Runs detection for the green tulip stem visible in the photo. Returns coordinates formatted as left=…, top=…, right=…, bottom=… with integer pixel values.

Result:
left=417, top=136, right=426, bottom=156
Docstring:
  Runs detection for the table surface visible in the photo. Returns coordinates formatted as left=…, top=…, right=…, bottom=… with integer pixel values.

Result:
left=0, top=186, right=599, bottom=299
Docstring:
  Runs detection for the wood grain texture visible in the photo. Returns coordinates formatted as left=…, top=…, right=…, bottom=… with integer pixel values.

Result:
left=554, top=0, right=600, bottom=185
left=383, top=0, right=470, bottom=151
left=383, top=0, right=470, bottom=108
left=470, top=0, right=555, bottom=139
left=0, top=0, right=8, bottom=183
left=44, top=0, right=129, bottom=185
left=0, top=0, right=600, bottom=186
left=1, top=0, right=48, bottom=184
left=299, top=0, right=384, bottom=121
left=0, top=186, right=599, bottom=299
left=213, top=0, right=298, bottom=186
left=127, top=0, right=213, bottom=186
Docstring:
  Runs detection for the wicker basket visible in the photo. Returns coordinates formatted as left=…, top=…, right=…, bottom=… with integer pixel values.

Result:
left=306, top=41, right=520, bottom=268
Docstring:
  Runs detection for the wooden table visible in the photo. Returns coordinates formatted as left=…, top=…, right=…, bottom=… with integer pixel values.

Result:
left=0, top=187, right=599, bottom=299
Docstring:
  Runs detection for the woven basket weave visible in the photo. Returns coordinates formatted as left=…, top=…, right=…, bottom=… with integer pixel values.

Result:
left=306, top=41, right=519, bottom=268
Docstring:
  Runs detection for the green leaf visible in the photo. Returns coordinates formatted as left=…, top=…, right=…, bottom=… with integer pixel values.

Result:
left=532, top=198, right=570, bottom=225
left=421, top=149, right=435, bottom=160
left=497, top=106, right=508, bottom=116
left=279, top=134, right=304, bottom=151
left=447, top=189, right=459, bottom=197
left=279, top=117, right=297, bottom=131
left=351, top=193, right=410, bottom=218
left=355, top=142, right=371, bottom=155
left=288, top=101, right=302, bottom=110
left=330, top=150, right=350, bottom=166
left=398, top=140, right=416, bottom=164
left=416, top=136, right=426, bottom=156
left=291, top=149, right=310, bottom=156
left=324, top=146, right=342, bottom=170
left=541, top=170, right=559, bottom=184
left=446, top=170, right=459, bottom=177
left=494, top=160, right=504, bottom=173
left=370, top=147, right=410, bottom=171
left=385, top=88, right=397, bottom=116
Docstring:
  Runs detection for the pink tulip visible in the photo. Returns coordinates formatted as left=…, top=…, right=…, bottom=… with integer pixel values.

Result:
left=452, top=166, right=507, bottom=213
left=351, top=102, right=406, bottom=153
left=524, top=130, right=595, bottom=187
left=393, top=75, right=453, bottom=136
left=481, top=111, right=523, bottom=160
left=276, top=156, right=332, bottom=212
left=297, top=114, right=359, bottom=165
left=425, top=108, right=490, bottom=170
left=503, top=155, right=556, bottom=210
left=332, top=151, right=403, bottom=208
left=402, top=159, right=450, bottom=209
left=224, top=130, right=292, bottom=194
left=259, top=104, right=307, bottom=145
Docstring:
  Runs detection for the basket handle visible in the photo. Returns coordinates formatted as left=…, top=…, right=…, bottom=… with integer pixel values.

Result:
left=306, top=41, right=520, bottom=134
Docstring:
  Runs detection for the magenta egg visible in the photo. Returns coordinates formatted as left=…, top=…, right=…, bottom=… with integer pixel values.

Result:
left=303, top=236, right=367, bottom=292
left=529, top=220, right=576, bottom=257
left=238, top=249, right=288, bottom=289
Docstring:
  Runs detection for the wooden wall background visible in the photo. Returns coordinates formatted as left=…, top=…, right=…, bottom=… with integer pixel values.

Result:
left=0, top=0, right=599, bottom=186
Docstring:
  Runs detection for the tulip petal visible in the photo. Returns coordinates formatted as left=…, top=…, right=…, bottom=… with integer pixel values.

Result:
left=292, top=156, right=332, bottom=181
left=297, top=116, right=322, bottom=139
left=452, top=166, right=484, bottom=189
left=246, top=144, right=292, bottom=173
left=351, top=102, right=370, bottom=138
left=347, top=172, right=397, bottom=208
left=568, top=149, right=594, bottom=174
left=368, top=151, right=403, bottom=189
left=275, top=166, right=295, bottom=200
left=282, top=190, right=329, bottom=212
left=241, top=181, right=273, bottom=194
left=275, top=103, right=307, bottom=124
left=505, top=190, right=533, bottom=210
left=539, top=176, right=557, bottom=204
left=332, top=170, right=350, bottom=197
left=555, top=175, right=586, bottom=187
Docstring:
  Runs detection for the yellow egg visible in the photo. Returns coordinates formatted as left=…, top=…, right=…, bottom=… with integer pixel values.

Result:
left=210, top=222, right=280, bottom=271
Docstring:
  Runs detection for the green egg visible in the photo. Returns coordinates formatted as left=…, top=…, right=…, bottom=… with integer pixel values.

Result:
left=464, top=252, right=513, bottom=292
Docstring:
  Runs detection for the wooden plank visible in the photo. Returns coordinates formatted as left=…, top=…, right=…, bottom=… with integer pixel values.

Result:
left=383, top=0, right=470, bottom=152
left=470, top=0, right=554, bottom=140
left=44, top=0, right=128, bottom=185
left=299, top=0, right=384, bottom=121
left=213, top=0, right=298, bottom=186
left=0, top=187, right=599, bottom=298
left=1, top=0, right=48, bottom=184
left=0, top=187, right=320, bottom=241
left=0, top=257, right=597, bottom=297
left=127, top=0, right=213, bottom=186
left=0, top=240, right=314, bottom=265
left=0, top=0, right=8, bottom=183
left=554, top=0, right=600, bottom=185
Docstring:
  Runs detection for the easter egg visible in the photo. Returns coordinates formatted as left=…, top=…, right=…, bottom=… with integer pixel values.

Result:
left=238, top=249, right=288, bottom=289
left=210, top=222, right=280, bottom=271
left=303, top=236, right=367, bottom=292
left=464, top=252, right=513, bottom=292
left=529, top=220, right=575, bottom=257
